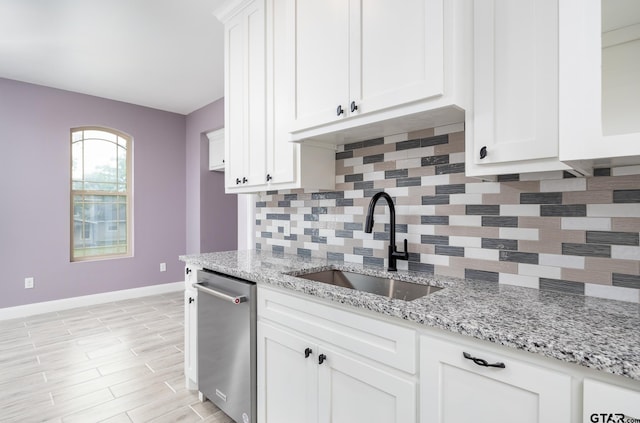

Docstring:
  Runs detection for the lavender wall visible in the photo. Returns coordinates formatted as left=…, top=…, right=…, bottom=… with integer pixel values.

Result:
left=185, top=99, right=237, bottom=254
left=0, top=78, right=187, bottom=308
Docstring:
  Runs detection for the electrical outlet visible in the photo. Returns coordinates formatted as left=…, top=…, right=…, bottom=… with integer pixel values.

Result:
left=160, top=263, right=166, bottom=272
left=24, top=277, right=34, bottom=289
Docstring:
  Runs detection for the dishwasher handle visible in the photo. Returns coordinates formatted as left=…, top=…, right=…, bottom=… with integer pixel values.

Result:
left=193, top=283, right=247, bottom=304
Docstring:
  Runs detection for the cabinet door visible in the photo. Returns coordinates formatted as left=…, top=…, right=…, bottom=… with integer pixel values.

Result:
left=290, top=0, right=350, bottom=131
left=318, top=346, right=416, bottom=423
left=473, top=0, right=560, bottom=165
left=420, top=336, right=571, bottom=423
left=258, top=322, right=318, bottom=423
left=583, top=379, right=640, bottom=423
left=224, top=1, right=267, bottom=191
left=184, top=288, right=198, bottom=390
left=353, top=0, right=444, bottom=116
left=207, top=128, right=225, bottom=171
left=265, top=0, right=296, bottom=185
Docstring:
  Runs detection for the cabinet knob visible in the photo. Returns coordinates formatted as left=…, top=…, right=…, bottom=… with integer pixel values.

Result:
left=480, top=146, right=488, bottom=160
left=318, top=354, right=327, bottom=365
left=185, top=268, right=191, bottom=275
left=463, top=352, right=505, bottom=369
left=188, top=297, right=194, bottom=304
left=350, top=101, right=358, bottom=113
left=242, top=177, right=248, bottom=184
left=266, top=174, right=272, bottom=182
left=236, top=178, right=242, bottom=185
left=304, top=347, right=312, bottom=358
left=336, top=105, right=344, bottom=116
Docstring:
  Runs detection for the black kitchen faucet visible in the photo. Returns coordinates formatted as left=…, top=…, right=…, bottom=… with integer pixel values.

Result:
left=364, top=191, right=409, bottom=271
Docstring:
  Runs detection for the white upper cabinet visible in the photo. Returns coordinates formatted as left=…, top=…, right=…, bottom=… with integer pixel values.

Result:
left=289, top=0, right=470, bottom=145
left=217, top=0, right=335, bottom=193
left=559, top=0, right=640, bottom=167
left=466, top=0, right=573, bottom=178
left=220, top=0, right=268, bottom=191
left=207, top=128, right=225, bottom=171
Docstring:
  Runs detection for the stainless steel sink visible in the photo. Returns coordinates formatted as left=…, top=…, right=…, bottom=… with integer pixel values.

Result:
left=297, top=269, right=442, bottom=301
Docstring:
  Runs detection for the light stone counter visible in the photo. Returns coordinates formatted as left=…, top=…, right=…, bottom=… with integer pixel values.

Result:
left=180, top=250, right=640, bottom=381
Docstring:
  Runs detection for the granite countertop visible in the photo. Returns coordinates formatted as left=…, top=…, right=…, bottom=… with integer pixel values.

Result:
left=180, top=250, right=640, bottom=381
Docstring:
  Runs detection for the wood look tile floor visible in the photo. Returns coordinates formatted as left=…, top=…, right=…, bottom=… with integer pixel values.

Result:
left=0, top=292, right=233, bottom=423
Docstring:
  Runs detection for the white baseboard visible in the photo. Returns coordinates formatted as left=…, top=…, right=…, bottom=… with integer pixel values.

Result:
left=0, top=281, right=184, bottom=321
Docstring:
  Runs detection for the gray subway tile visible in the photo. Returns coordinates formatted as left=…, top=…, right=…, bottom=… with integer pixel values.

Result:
left=312, top=192, right=344, bottom=200
left=482, top=238, right=518, bottom=251
left=311, top=236, right=327, bottom=244
left=363, top=154, right=385, bottom=164
left=373, top=232, right=390, bottom=241
left=482, top=216, right=518, bottom=228
left=613, top=189, right=640, bottom=203
left=345, top=222, right=363, bottom=231
left=540, top=205, right=586, bottom=217
left=363, top=256, right=384, bottom=268
left=304, top=228, right=319, bottom=236
left=422, top=195, right=450, bottom=205
left=284, top=193, right=298, bottom=200
left=256, top=201, right=267, bottom=208
left=520, top=192, right=562, bottom=204
left=364, top=188, right=383, bottom=197
left=266, top=190, right=278, bottom=195
left=466, top=205, right=500, bottom=215
left=354, top=247, right=374, bottom=256
left=397, top=177, right=422, bottom=187
left=586, top=231, right=639, bottom=246
left=497, top=174, right=520, bottom=182
left=284, top=234, right=298, bottom=241
left=436, top=163, right=465, bottom=174
left=612, top=273, right=640, bottom=289
left=421, top=216, right=449, bottom=225
left=421, top=235, right=449, bottom=245
left=277, top=201, right=290, bottom=207
left=337, top=198, right=354, bottom=206
left=272, top=245, right=284, bottom=254
left=421, top=134, right=449, bottom=147
left=435, top=245, right=465, bottom=257
left=345, top=173, right=364, bottom=182
left=593, top=168, right=611, bottom=177
left=297, top=248, right=311, bottom=258
left=355, top=181, right=374, bottom=190
left=384, top=223, right=408, bottom=233
left=409, top=262, right=434, bottom=274
left=436, top=184, right=465, bottom=194
left=304, top=214, right=319, bottom=221
left=336, top=151, right=353, bottom=160
left=260, top=231, right=272, bottom=238
left=396, top=139, right=421, bottom=151
left=421, top=155, right=449, bottom=167
left=312, top=207, right=328, bottom=214
left=344, top=141, right=364, bottom=150
left=540, top=278, right=585, bottom=295
left=562, top=243, right=611, bottom=258
left=327, top=252, right=345, bottom=262
left=266, top=213, right=291, bottom=220
left=335, top=230, right=353, bottom=238
left=363, top=137, right=384, bottom=148
left=385, top=169, right=409, bottom=179
left=465, top=269, right=499, bottom=283
left=499, top=251, right=539, bottom=264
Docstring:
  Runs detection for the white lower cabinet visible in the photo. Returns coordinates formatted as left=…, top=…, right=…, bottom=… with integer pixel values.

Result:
left=420, top=335, right=572, bottom=423
left=184, top=265, right=201, bottom=390
left=583, top=379, right=640, bottom=423
left=257, top=287, right=417, bottom=423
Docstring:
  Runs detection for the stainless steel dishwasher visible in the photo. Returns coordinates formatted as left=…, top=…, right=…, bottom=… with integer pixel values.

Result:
left=194, top=269, right=256, bottom=423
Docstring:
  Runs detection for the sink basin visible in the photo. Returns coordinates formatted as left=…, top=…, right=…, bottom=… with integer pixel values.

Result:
left=297, top=269, right=442, bottom=301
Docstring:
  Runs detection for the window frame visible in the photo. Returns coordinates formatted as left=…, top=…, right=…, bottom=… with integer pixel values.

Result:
left=70, top=126, right=133, bottom=262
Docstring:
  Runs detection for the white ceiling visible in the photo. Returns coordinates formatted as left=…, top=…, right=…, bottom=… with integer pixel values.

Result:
left=0, top=0, right=228, bottom=115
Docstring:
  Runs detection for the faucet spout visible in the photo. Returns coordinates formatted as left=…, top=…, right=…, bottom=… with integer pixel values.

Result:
left=364, top=191, right=409, bottom=271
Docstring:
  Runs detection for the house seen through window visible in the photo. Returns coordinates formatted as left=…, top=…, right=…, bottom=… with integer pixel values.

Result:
left=71, top=127, right=132, bottom=261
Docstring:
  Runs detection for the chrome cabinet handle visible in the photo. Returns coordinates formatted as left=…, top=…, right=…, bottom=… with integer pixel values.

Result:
left=463, top=352, right=505, bottom=369
left=193, top=283, right=247, bottom=305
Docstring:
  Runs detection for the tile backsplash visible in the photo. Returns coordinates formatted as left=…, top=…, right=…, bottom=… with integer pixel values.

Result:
left=255, top=124, right=640, bottom=303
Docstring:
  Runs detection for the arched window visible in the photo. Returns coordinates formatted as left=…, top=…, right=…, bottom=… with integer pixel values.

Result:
left=71, top=127, right=132, bottom=261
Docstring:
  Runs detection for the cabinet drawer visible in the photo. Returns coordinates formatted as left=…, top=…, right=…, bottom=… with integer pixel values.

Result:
left=258, top=286, right=416, bottom=374
left=583, top=379, right=640, bottom=423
